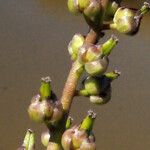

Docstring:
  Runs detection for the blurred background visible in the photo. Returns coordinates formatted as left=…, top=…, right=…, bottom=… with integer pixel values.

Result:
left=0, top=0, right=150, bottom=149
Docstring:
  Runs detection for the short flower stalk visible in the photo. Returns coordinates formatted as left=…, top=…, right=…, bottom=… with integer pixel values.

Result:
left=17, top=0, right=149, bottom=149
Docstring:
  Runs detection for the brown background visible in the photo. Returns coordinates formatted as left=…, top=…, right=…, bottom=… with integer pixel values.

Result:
left=0, top=0, right=150, bottom=149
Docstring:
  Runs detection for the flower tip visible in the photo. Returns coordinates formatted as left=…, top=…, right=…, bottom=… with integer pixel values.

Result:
left=144, top=2, right=150, bottom=9
left=68, top=116, right=74, bottom=122
left=87, top=110, right=97, bottom=119
left=27, top=129, right=34, bottom=133
left=41, top=76, right=51, bottom=83
left=114, top=70, right=121, bottom=76
left=111, top=34, right=119, bottom=43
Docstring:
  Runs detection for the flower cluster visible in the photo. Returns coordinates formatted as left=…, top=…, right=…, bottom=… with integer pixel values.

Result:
left=17, top=1, right=150, bottom=150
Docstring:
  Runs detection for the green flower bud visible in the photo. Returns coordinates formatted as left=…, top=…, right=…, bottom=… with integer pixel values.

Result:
left=101, top=35, right=118, bottom=57
left=41, top=131, right=50, bottom=147
left=68, top=34, right=85, bottom=60
left=40, top=76, right=51, bottom=99
left=28, top=95, right=53, bottom=123
left=104, top=1, right=120, bottom=21
left=83, top=76, right=101, bottom=95
left=66, top=116, right=73, bottom=129
left=78, top=0, right=90, bottom=11
left=85, top=56, right=109, bottom=76
left=67, top=0, right=80, bottom=14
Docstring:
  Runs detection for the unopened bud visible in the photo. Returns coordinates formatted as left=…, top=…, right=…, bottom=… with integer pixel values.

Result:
left=110, top=7, right=143, bottom=35
left=85, top=57, right=109, bottom=76
left=41, top=131, right=50, bottom=147
left=28, top=95, right=53, bottom=123
left=78, top=43, right=101, bottom=64
left=47, top=102, right=63, bottom=126
left=68, top=34, right=85, bottom=60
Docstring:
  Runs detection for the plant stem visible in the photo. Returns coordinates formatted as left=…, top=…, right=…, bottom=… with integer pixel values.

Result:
left=60, top=29, right=100, bottom=113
